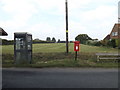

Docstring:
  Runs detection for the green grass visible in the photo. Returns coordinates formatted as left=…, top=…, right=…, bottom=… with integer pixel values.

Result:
left=33, top=43, right=66, bottom=53
left=2, top=43, right=119, bottom=54
left=2, top=43, right=119, bottom=68
left=2, top=59, right=118, bottom=68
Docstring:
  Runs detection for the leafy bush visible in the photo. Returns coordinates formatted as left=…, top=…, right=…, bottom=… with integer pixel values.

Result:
left=86, top=40, right=102, bottom=46
left=115, top=39, right=120, bottom=49
left=100, top=39, right=120, bottom=48
left=107, top=39, right=116, bottom=48
left=100, top=40, right=108, bottom=46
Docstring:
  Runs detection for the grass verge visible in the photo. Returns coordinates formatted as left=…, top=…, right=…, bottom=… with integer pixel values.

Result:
left=2, top=59, right=118, bottom=68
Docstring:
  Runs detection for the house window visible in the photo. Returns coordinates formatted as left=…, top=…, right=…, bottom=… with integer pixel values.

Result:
left=112, top=32, right=115, bottom=36
left=115, top=32, right=118, bottom=36
left=112, top=32, right=118, bottom=36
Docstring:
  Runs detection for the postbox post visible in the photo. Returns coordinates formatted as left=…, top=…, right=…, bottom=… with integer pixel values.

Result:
left=74, top=41, right=80, bottom=61
left=75, top=51, right=77, bottom=61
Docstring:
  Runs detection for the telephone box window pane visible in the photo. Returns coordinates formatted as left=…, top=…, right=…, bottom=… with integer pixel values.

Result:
left=28, top=44, right=31, bottom=50
left=28, top=36, right=31, bottom=42
left=16, top=52, right=21, bottom=61
left=28, top=52, right=32, bottom=62
left=16, top=38, right=25, bottom=50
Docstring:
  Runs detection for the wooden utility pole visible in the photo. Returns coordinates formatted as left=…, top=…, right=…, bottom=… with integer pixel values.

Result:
left=65, top=0, right=69, bottom=53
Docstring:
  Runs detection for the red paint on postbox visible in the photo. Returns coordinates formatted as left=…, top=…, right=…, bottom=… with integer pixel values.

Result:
left=74, top=41, right=80, bottom=51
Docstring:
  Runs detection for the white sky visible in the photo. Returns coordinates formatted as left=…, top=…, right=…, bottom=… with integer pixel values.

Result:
left=0, top=0, right=119, bottom=41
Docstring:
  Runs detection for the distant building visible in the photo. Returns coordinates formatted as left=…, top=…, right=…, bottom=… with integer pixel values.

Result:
left=104, top=23, right=120, bottom=40
left=0, top=27, right=8, bottom=36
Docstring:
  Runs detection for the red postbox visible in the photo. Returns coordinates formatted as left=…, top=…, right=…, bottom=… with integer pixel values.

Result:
left=74, top=41, right=80, bottom=51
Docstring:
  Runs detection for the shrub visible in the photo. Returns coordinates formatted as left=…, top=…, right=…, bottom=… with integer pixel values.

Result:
left=107, top=39, right=116, bottom=48
left=86, top=40, right=102, bottom=46
left=100, top=40, right=108, bottom=46
left=115, top=39, right=120, bottom=49
left=94, top=41, right=102, bottom=46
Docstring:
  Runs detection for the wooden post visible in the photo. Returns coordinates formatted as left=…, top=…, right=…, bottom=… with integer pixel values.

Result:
left=65, top=0, right=69, bottom=54
left=75, top=51, right=77, bottom=61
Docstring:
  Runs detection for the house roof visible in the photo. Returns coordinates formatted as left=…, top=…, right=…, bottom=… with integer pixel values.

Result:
left=103, top=23, right=120, bottom=40
left=0, top=27, right=8, bottom=36
left=109, top=23, right=120, bottom=39
left=103, top=34, right=110, bottom=41
left=110, top=23, right=120, bottom=34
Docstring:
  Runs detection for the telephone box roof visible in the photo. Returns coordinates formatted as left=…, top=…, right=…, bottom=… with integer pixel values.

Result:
left=14, top=32, right=32, bottom=35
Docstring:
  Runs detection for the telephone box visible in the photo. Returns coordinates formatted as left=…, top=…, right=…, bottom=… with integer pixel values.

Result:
left=74, top=41, right=80, bottom=51
left=14, top=32, right=32, bottom=64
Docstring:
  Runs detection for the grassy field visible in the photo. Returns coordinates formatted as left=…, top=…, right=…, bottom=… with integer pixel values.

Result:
left=2, top=43, right=119, bottom=54
left=2, top=43, right=119, bottom=68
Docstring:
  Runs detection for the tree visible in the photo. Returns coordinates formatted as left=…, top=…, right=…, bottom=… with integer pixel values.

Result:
left=57, top=39, right=60, bottom=43
left=75, top=34, right=92, bottom=44
left=2, top=39, right=14, bottom=45
left=52, top=37, right=56, bottom=43
left=46, top=37, right=51, bottom=42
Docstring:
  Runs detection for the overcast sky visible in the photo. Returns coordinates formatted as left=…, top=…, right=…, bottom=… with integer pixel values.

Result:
left=0, top=0, right=119, bottom=41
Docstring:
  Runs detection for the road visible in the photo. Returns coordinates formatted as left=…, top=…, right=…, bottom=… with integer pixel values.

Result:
left=2, top=68, right=118, bottom=88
